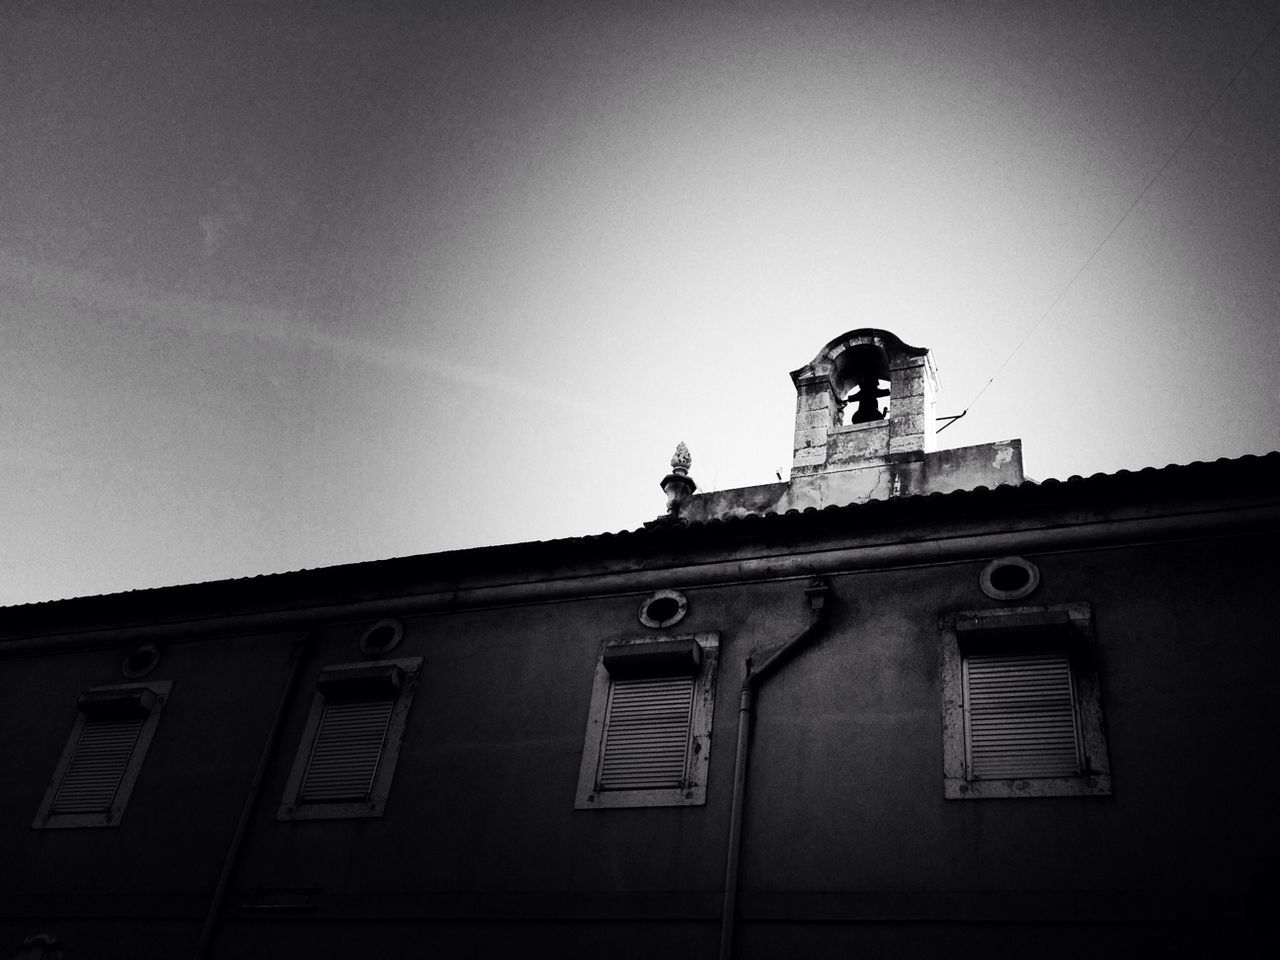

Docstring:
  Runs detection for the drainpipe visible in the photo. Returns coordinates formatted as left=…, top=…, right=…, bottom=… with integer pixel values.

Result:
left=719, top=579, right=831, bottom=960
left=194, top=634, right=310, bottom=959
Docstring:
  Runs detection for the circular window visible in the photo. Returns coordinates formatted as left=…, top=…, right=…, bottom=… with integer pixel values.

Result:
left=979, top=557, right=1040, bottom=601
left=359, top=618, right=404, bottom=657
left=121, top=644, right=161, bottom=679
left=638, top=590, right=688, bottom=629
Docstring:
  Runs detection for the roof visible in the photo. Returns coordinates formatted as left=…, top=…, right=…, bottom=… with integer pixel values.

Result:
left=4, top=451, right=1279, bottom=628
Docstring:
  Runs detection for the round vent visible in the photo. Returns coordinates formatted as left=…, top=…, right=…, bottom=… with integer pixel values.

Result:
left=638, top=590, right=688, bottom=629
left=359, top=618, right=404, bottom=657
left=121, top=643, right=161, bottom=679
left=980, top=557, right=1040, bottom=601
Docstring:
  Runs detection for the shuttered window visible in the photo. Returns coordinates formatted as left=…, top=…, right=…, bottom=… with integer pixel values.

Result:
left=52, top=716, right=146, bottom=814
left=300, top=698, right=395, bottom=802
left=576, top=633, right=719, bottom=809
left=963, top=650, right=1083, bottom=780
left=942, top=604, right=1111, bottom=800
left=279, top=657, right=422, bottom=820
left=34, top=680, right=171, bottom=829
left=599, top=676, right=695, bottom=791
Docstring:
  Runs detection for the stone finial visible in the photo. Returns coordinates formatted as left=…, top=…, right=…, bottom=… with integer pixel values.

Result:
left=659, top=441, right=697, bottom=518
left=670, top=441, right=692, bottom=474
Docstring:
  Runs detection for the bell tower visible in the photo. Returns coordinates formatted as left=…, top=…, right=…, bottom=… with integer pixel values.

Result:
left=668, top=328, right=1022, bottom=524
left=790, top=329, right=938, bottom=476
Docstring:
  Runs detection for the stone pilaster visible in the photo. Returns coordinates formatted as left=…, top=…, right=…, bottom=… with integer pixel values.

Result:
left=888, top=353, right=939, bottom=455
left=790, top=372, right=838, bottom=476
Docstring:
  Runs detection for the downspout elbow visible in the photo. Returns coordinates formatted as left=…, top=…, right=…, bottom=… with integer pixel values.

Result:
left=745, top=579, right=832, bottom=691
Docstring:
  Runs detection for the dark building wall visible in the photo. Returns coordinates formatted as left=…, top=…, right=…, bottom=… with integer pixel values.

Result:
left=1, top=470, right=1277, bottom=958
left=745, top=534, right=1277, bottom=888
left=0, top=632, right=297, bottom=957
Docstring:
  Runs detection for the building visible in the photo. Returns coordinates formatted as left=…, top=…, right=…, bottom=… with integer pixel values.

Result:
left=2, top=329, right=1276, bottom=959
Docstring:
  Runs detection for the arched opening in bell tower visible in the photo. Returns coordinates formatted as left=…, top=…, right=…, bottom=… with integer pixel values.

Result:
left=834, top=342, right=891, bottom=426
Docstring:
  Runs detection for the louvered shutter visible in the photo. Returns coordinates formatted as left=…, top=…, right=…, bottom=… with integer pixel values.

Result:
left=52, top=717, right=145, bottom=814
left=300, top=698, right=395, bottom=802
left=598, top=676, right=695, bottom=791
left=963, top=650, right=1082, bottom=779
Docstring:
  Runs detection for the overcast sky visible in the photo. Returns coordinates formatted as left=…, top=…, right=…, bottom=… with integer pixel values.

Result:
left=3, top=1, right=1278, bottom=606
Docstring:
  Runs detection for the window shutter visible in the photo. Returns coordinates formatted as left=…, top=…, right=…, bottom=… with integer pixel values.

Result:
left=599, top=676, right=694, bottom=791
left=52, top=717, right=145, bottom=814
left=300, top=698, right=395, bottom=802
left=963, top=650, right=1081, bottom=779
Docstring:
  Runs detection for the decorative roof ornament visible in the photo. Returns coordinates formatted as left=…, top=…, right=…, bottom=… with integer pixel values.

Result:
left=653, top=441, right=697, bottom=523
left=670, top=441, right=692, bottom=474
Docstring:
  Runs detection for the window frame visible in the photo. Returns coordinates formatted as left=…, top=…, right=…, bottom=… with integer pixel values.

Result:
left=575, top=632, right=719, bottom=810
left=277, top=657, right=422, bottom=821
left=940, top=603, right=1111, bottom=800
left=33, top=679, right=173, bottom=829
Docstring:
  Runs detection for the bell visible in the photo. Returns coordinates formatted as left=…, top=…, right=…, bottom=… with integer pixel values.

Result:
left=848, top=375, right=889, bottom=423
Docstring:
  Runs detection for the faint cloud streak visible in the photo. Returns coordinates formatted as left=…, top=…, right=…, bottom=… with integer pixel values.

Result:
left=1, top=252, right=609, bottom=424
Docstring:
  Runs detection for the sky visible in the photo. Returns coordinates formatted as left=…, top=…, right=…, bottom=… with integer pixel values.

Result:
left=2, top=0, right=1278, bottom=606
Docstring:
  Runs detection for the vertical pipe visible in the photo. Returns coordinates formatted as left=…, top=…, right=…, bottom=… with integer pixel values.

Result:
left=719, top=682, right=755, bottom=960
left=194, top=634, right=309, bottom=959
left=719, top=581, right=830, bottom=960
